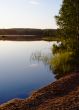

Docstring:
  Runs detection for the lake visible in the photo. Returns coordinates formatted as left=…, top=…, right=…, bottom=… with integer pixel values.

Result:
left=0, top=41, right=56, bottom=104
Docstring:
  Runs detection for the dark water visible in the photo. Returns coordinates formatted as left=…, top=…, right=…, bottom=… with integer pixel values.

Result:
left=0, top=41, right=56, bottom=104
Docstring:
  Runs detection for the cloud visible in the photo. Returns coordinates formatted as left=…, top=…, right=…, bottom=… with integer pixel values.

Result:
left=29, top=0, right=39, bottom=5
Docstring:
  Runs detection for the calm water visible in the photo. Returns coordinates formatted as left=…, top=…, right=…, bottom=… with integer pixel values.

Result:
left=0, top=41, right=55, bottom=104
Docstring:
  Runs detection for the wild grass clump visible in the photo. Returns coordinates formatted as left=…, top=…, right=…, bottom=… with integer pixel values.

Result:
left=50, top=52, right=75, bottom=78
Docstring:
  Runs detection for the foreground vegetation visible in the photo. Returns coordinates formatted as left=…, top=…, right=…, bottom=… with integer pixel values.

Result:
left=50, top=0, right=79, bottom=77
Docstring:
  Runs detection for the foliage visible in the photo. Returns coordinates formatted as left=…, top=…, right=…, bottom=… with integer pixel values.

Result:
left=55, top=0, right=79, bottom=51
left=50, top=52, right=75, bottom=78
left=43, top=29, right=56, bottom=37
left=50, top=0, right=79, bottom=78
left=52, top=43, right=66, bottom=54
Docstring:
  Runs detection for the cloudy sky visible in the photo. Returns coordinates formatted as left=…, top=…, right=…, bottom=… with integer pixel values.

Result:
left=0, top=0, right=62, bottom=29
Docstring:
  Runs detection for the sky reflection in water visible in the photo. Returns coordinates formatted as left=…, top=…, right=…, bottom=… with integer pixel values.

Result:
left=0, top=41, right=56, bottom=104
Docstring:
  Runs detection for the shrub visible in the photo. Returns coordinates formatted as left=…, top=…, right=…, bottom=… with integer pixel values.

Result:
left=50, top=52, right=75, bottom=79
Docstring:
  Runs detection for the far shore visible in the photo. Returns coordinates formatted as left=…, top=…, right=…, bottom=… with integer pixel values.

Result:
left=0, top=28, right=57, bottom=41
left=0, top=35, right=57, bottom=41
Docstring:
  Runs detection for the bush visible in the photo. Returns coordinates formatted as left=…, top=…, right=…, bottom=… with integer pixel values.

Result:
left=50, top=52, right=75, bottom=79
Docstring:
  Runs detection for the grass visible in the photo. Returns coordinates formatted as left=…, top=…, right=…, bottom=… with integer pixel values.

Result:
left=50, top=51, right=75, bottom=78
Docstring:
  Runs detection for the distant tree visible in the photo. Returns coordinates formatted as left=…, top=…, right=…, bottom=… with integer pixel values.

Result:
left=43, top=29, right=56, bottom=37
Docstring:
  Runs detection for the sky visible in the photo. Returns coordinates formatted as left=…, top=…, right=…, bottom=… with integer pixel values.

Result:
left=0, top=0, right=62, bottom=29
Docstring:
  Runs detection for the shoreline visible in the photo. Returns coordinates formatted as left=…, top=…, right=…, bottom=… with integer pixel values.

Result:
left=0, top=72, right=79, bottom=110
left=0, top=34, right=57, bottom=41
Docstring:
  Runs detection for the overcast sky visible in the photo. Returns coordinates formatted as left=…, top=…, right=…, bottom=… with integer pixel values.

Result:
left=0, top=0, right=62, bottom=29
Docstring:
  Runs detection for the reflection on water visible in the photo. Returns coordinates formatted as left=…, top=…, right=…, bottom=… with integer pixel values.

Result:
left=31, top=51, right=51, bottom=65
left=0, top=41, right=56, bottom=104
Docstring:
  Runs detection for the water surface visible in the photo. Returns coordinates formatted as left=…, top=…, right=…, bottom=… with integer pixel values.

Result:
left=0, top=41, right=55, bottom=104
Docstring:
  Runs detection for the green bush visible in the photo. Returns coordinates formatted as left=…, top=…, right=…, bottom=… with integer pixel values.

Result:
left=50, top=52, right=75, bottom=78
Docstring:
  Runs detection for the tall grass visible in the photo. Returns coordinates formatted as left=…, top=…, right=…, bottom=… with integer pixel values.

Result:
left=50, top=52, right=75, bottom=78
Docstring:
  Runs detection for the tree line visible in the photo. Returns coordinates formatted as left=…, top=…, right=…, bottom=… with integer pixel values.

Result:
left=0, top=28, right=56, bottom=37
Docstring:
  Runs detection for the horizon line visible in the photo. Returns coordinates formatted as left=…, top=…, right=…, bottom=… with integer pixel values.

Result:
left=0, top=28, right=57, bottom=30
